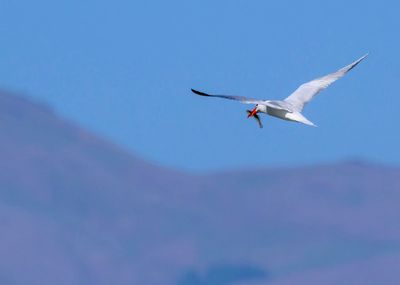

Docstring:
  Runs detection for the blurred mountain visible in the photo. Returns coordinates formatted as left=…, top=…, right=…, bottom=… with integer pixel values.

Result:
left=0, top=90, right=399, bottom=285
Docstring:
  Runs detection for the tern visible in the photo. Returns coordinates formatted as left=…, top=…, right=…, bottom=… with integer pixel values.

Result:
left=191, top=54, right=368, bottom=128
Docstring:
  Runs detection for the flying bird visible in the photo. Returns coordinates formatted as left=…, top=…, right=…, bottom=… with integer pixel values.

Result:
left=191, top=54, right=368, bottom=128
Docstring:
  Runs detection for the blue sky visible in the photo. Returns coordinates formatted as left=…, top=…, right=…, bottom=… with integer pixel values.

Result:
left=0, top=0, right=398, bottom=171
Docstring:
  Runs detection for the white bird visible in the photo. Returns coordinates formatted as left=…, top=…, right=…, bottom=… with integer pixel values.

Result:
left=191, top=54, right=368, bottom=128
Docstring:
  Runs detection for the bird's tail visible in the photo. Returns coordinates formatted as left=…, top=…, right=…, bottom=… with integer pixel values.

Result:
left=297, top=113, right=317, bottom=127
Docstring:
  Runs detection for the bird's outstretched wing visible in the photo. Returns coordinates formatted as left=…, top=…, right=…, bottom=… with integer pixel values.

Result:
left=191, top=89, right=292, bottom=112
left=284, top=54, right=368, bottom=112
left=191, top=89, right=265, bottom=105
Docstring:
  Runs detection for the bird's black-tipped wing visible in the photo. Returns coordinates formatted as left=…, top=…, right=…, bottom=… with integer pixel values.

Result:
left=191, top=89, right=265, bottom=105
left=191, top=89, right=292, bottom=112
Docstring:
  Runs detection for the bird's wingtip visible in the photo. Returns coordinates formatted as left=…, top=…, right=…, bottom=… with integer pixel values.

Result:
left=357, top=53, right=369, bottom=62
left=190, top=89, right=209, bottom=96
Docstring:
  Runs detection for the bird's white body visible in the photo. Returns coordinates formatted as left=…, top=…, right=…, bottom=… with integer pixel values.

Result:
left=191, top=54, right=368, bottom=128
left=258, top=105, right=316, bottom=126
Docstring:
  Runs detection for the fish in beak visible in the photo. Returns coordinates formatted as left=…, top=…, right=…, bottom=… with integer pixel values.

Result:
left=247, top=107, right=258, bottom=118
left=246, top=108, right=263, bottom=128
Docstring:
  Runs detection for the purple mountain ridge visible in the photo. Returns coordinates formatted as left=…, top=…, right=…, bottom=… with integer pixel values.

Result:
left=0, top=90, right=399, bottom=285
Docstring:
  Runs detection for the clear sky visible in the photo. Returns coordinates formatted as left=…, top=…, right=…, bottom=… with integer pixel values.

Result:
left=0, top=0, right=398, bottom=171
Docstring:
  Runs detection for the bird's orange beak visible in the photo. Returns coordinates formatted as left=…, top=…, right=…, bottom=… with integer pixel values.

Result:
left=247, top=107, right=258, bottom=118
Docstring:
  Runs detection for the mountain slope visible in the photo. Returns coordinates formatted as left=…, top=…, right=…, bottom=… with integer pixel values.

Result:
left=0, top=90, right=399, bottom=285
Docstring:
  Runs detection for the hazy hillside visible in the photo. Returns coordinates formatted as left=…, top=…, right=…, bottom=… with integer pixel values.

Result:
left=0, top=90, right=399, bottom=285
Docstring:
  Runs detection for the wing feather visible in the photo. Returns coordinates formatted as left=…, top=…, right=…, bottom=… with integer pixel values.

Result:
left=191, top=89, right=292, bottom=112
left=191, top=89, right=265, bottom=105
left=284, top=54, right=368, bottom=112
